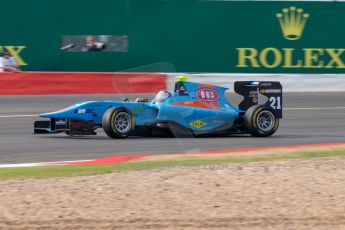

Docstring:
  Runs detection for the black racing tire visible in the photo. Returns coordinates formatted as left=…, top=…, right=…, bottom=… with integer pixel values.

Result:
left=102, top=107, right=135, bottom=139
left=245, top=105, right=279, bottom=137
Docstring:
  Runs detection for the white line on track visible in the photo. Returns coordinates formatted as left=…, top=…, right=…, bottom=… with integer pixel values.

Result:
left=0, top=163, right=45, bottom=168
left=0, top=159, right=94, bottom=168
left=0, top=114, right=37, bottom=118
left=284, top=107, right=345, bottom=111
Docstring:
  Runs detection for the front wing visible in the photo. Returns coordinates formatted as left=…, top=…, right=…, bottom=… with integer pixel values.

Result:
left=34, top=119, right=97, bottom=135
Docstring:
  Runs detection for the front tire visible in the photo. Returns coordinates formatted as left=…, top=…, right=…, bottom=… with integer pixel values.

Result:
left=245, top=105, right=279, bottom=137
left=102, top=107, right=135, bottom=139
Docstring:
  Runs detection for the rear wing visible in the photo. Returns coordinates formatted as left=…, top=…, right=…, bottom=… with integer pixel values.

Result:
left=234, top=81, right=282, bottom=118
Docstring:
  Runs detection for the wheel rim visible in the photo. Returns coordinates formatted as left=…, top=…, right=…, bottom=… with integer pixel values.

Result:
left=114, top=112, right=132, bottom=133
left=256, top=110, right=275, bottom=132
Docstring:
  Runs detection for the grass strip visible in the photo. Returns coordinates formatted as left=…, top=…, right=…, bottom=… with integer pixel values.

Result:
left=0, top=149, right=344, bottom=180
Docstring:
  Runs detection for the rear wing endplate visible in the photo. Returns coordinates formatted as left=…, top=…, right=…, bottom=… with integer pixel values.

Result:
left=234, top=81, right=283, bottom=118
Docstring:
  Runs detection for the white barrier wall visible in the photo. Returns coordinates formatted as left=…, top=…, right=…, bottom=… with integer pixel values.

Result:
left=167, top=74, right=345, bottom=92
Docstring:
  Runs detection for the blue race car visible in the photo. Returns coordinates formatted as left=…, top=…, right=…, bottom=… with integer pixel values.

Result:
left=34, top=76, right=282, bottom=138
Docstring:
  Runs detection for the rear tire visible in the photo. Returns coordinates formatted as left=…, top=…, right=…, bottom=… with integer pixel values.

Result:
left=102, top=107, right=135, bottom=139
left=245, top=105, right=279, bottom=137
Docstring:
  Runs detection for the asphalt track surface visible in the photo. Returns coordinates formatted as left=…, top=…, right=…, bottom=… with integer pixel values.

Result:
left=1, top=92, right=345, bottom=164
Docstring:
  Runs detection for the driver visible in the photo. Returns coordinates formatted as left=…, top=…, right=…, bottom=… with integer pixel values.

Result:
left=154, top=90, right=172, bottom=105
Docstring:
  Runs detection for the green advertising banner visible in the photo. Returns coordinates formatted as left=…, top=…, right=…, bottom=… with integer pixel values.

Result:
left=1, top=0, right=345, bottom=73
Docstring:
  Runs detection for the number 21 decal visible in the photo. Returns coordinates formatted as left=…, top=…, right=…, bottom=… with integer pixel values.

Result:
left=269, top=96, right=281, bottom=109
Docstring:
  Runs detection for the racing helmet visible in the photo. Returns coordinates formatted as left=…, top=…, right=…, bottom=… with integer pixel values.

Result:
left=155, top=90, right=172, bottom=105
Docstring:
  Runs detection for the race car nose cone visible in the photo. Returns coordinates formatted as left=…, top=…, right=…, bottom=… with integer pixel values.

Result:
left=39, top=111, right=59, bottom=118
left=39, top=109, right=72, bottom=118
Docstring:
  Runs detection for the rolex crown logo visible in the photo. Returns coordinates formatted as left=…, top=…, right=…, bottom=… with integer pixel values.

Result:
left=276, top=6, right=309, bottom=40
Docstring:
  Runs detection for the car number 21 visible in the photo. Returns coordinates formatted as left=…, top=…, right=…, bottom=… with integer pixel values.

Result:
left=269, top=96, right=281, bottom=109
